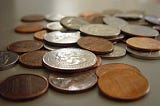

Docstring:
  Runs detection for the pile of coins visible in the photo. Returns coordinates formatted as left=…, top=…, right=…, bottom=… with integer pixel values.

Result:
left=1, top=9, right=160, bottom=101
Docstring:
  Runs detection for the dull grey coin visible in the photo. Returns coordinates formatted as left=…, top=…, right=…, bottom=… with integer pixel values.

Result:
left=144, top=16, right=160, bottom=25
left=45, top=14, right=65, bottom=22
left=46, top=22, right=66, bottom=31
left=43, top=44, right=62, bottom=51
left=114, top=13, right=143, bottom=20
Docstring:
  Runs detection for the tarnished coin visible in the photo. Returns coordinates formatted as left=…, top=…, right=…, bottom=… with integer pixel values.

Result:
left=0, top=74, right=48, bottom=100
left=44, top=31, right=81, bottom=46
left=46, top=22, right=66, bottom=31
left=126, top=37, right=160, bottom=51
left=43, top=44, right=62, bottom=51
left=80, top=24, right=120, bottom=38
left=102, top=9, right=123, bottom=16
left=121, top=25, right=159, bottom=37
left=0, top=51, right=19, bottom=70
left=43, top=48, right=97, bottom=72
left=21, top=14, right=45, bottom=22
left=144, top=16, right=160, bottom=25
left=114, top=13, right=143, bottom=20
left=48, top=71, right=97, bottom=92
left=15, top=24, right=44, bottom=33
left=19, top=50, right=48, bottom=68
left=77, top=36, right=113, bottom=54
left=7, top=40, right=43, bottom=54
left=60, top=16, right=89, bottom=30
left=34, top=30, right=47, bottom=41
left=45, top=14, right=65, bottom=22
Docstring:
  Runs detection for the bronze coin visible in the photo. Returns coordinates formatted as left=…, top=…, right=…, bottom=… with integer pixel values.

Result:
left=0, top=74, right=48, bottom=100
left=19, top=50, right=48, bottom=68
left=98, top=69, right=150, bottom=100
left=21, top=14, right=45, bottom=22
left=126, top=37, right=160, bottom=51
left=34, top=30, right=47, bottom=41
left=7, top=40, right=43, bottom=54
left=93, top=56, right=102, bottom=68
left=15, top=24, right=44, bottom=33
left=77, top=36, right=113, bottom=54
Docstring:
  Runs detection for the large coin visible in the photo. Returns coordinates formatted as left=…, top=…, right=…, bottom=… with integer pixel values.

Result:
left=144, top=16, right=160, bottom=25
left=46, top=22, right=66, bottom=31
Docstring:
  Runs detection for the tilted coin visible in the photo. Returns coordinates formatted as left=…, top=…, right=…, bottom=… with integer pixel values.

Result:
left=0, top=51, right=19, bottom=70
left=34, top=30, right=47, bottom=41
left=106, top=34, right=124, bottom=42
left=114, top=13, right=143, bottom=20
left=80, top=24, right=120, bottom=38
left=93, top=56, right=102, bottom=68
left=144, top=16, right=160, bottom=25
left=45, top=14, right=65, bottom=22
left=43, top=48, right=97, bottom=72
left=46, top=22, right=66, bottom=31
left=21, top=14, right=45, bottom=22
left=43, top=43, right=62, bottom=51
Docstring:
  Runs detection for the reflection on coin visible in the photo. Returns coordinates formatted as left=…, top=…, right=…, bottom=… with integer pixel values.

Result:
left=0, top=74, right=48, bottom=100
left=60, top=16, right=89, bottom=30
left=44, top=31, right=81, bottom=46
left=45, top=14, right=65, bottom=22
left=126, top=37, right=160, bottom=51
left=144, top=16, right=160, bottom=25
left=43, top=44, right=62, bottom=51
left=46, top=22, right=66, bottom=31
left=21, top=14, right=45, bottom=22
left=0, top=51, right=19, bottom=70
left=19, top=50, right=48, bottom=68
left=34, top=30, right=47, bottom=41
left=121, top=25, right=159, bottom=37
left=102, top=9, right=123, bottom=16
left=43, top=48, right=97, bottom=72
left=80, top=24, right=120, bottom=38
left=114, top=13, right=143, bottom=20
left=48, top=71, right=97, bottom=92
left=8, top=40, right=43, bottom=54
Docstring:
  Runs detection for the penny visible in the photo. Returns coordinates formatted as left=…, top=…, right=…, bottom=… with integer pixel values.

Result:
left=0, top=74, right=48, bottom=100
left=126, top=37, right=160, bottom=51
left=46, top=22, right=66, bottom=31
left=45, top=14, right=65, bottom=22
left=7, top=40, right=43, bottom=54
left=144, top=16, right=160, bottom=25
left=48, top=70, right=97, bottom=92
left=114, top=13, right=143, bottom=20
left=21, top=14, right=45, bottom=22
left=102, top=9, right=123, bottom=16
left=80, top=24, right=120, bottom=38
left=121, top=25, right=159, bottom=37
left=19, top=50, right=48, bottom=68
left=98, top=69, right=150, bottom=100
left=60, top=16, right=89, bottom=30
left=34, top=30, right=47, bottom=41
left=43, top=48, right=97, bottom=73
left=0, top=51, right=19, bottom=71
left=15, top=24, right=44, bottom=33
left=93, top=56, right=102, bottom=68
left=77, top=36, right=113, bottom=54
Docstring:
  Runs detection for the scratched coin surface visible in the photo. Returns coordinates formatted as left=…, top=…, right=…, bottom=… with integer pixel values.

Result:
left=46, top=22, right=66, bottom=31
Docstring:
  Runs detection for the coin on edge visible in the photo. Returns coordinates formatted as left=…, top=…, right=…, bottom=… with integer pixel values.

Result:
left=34, top=30, right=47, bottom=41
left=21, top=14, right=45, bottom=22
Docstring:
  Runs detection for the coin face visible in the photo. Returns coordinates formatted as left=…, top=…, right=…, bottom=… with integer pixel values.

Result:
left=43, top=48, right=97, bottom=72
left=60, top=16, right=89, bottom=30
left=0, top=51, right=19, bottom=70
left=126, top=37, right=160, bottom=51
left=121, top=25, right=159, bottom=37
left=34, top=30, right=47, bottom=41
left=48, top=71, right=97, bottom=92
left=114, top=13, right=143, bottom=20
left=21, top=14, right=45, bottom=22
left=144, top=16, right=160, bottom=25
left=46, top=22, right=66, bottom=31
left=80, top=24, right=120, bottom=38
left=45, top=14, right=65, bottom=22
left=0, top=74, right=48, bottom=100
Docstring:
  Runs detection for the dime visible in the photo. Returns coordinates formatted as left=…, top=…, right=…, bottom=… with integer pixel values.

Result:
left=102, top=9, right=123, bottom=16
left=46, top=22, right=66, bottom=31
left=34, top=30, right=47, bottom=41
left=43, top=43, right=62, bottom=51
left=21, top=14, right=45, bottom=22
left=45, top=14, right=65, bottom=22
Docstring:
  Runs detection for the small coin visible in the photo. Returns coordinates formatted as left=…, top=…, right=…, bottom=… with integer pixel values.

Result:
left=121, top=25, right=159, bottom=37
left=46, top=22, right=66, bottom=31
left=0, top=74, right=48, bottom=100
left=19, top=50, right=48, bottom=68
left=77, top=36, right=113, bottom=54
left=0, top=51, right=19, bottom=70
left=80, top=24, right=120, bottom=38
left=21, top=14, right=45, bottom=22
left=44, top=31, right=81, bottom=46
left=107, top=34, right=124, bottom=42
left=48, top=71, right=97, bottom=92
left=144, top=16, right=160, bottom=25
left=43, top=48, right=97, bottom=72
left=34, top=30, right=47, bottom=41
left=102, top=9, right=123, bottom=16
left=114, top=13, right=143, bottom=20
left=126, top=37, right=160, bottom=51
left=128, top=19, right=150, bottom=26
left=15, top=24, right=44, bottom=33
left=43, top=43, right=62, bottom=51
left=93, top=56, right=102, bottom=68
left=60, top=16, right=89, bottom=30
left=45, top=14, right=65, bottom=22
left=7, top=40, right=43, bottom=54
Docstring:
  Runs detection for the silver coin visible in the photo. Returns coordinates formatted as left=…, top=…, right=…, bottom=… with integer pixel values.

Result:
left=114, top=13, right=143, bottom=20
left=99, top=46, right=126, bottom=58
left=80, top=24, right=120, bottom=38
left=43, top=48, right=97, bottom=72
left=0, top=51, right=19, bottom=70
left=43, top=44, right=62, bottom=51
left=46, top=22, right=66, bottom=31
left=60, top=16, right=89, bottom=30
left=127, top=47, right=160, bottom=60
left=107, top=34, right=124, bottom=41
left=45, top=14, right=65, bottom=22
left=144, top=16, right=160, bottom=25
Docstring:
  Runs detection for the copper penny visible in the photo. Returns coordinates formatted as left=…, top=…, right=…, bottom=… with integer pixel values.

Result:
left=77, top=36, right=113, bottom=54
left=19, top=50, right=48, bottom=68
left=7, top=40, right=43, bottom=54
left=0, top=74, right=48, bottom=100
left=126, top=37, right=160, bottom=51
left=34, top=30, right=47, bottom=41
left=21, top=14, right=45, bottom=22
left=15, top=24, right=44, bottom=33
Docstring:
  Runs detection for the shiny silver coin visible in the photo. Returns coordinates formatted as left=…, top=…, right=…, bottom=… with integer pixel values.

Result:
left=80, top=24, right=120, bottom=38
left=114, top=13, right=143, bottom=20
left=43, top=48, right=97, bottom=72
left=43, top=44, right=62, bottom=51
left=45, top=14, right=65, bottom=22
left=144, top=16, right=160, bottom=25
left=121, top=25, right=159, bottom=37
left=46, top=22, right=66, bottom=31
left=107, top=34, right=124, bottom=41
left=127, top=47, right=160, bottom=60
left=0, top=51, right=19, bottom=70
left=60, top=16, right=89, bottom=30
left=99, top=46, right=126, bottom=58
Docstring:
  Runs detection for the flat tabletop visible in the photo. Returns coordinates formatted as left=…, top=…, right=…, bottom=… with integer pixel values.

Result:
left=0, top=0, right=160, bottom=106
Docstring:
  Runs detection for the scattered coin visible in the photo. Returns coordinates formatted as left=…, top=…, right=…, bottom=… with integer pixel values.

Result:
left=46, top=22, right=66, bottom=31
left=45, top=14, right=65, bottom=22
left=106, top=34, right=124, bottom=42
left=114, top=13, right=143, bottom=20
left=43, top=43, right=62, bottom=51
left=126, top=10, right=145, bottom=15
left=102, top=9, right=123, bottom=16
left=153, top=26, right=160, bottom=32
left=34, top=30, right=47, bottom=41
left=21, top=14, right=45, bottom=22
left=92, top=56, right=102, bottom=68
left=144, top=16, right=160, bottom=25
left=128, top=19, right=149, bottom=26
